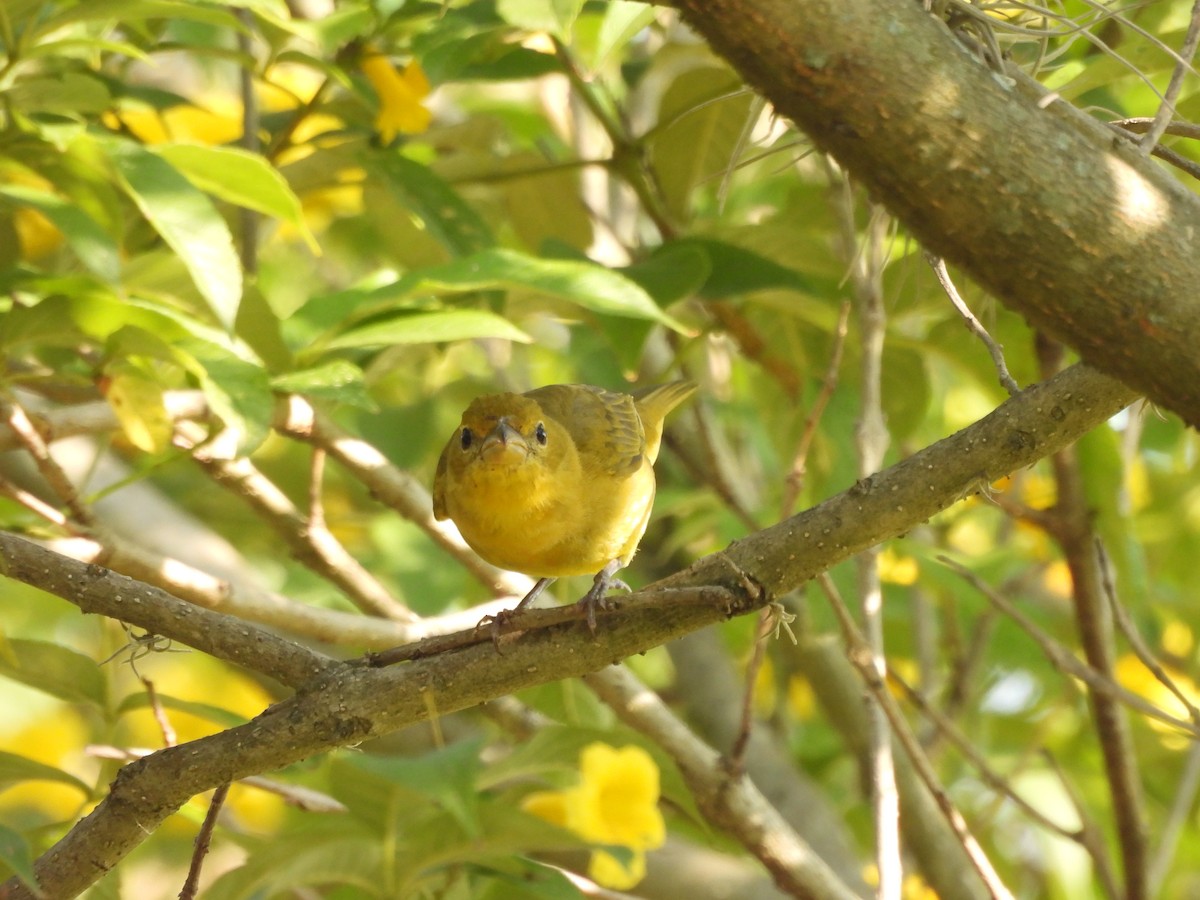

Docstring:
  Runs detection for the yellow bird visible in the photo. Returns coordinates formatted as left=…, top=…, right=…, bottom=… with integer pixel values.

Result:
left=433, top=381, right=696, bottom=628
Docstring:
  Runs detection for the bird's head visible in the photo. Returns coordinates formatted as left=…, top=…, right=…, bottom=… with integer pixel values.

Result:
left=453, top=393, right=551, bottom=470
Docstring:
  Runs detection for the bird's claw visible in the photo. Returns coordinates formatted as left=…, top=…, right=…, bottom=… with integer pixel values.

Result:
left=475, top=607, right=521, bottom=652
left=577, top=565, right=630, bottom=635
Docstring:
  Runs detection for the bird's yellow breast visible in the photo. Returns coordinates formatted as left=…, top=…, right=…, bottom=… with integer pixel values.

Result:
left=432, top=381, right=695, bottom=579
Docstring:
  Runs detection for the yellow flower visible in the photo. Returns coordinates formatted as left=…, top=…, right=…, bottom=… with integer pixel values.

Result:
left=522, top=743, right=666, bottom=890
left=3, top=168, right=64, bottom=260
left=521, top=787, right=570, bottom=828
left=567, top=743, right=665, bottom=850
left=361, top=54, right=432, bottom=142
left=588, top=846, right=647, bottom=890
left=107, top=93, right=244, bottom=146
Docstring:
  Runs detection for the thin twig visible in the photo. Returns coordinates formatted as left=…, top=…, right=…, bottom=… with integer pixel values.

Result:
left=142, top=677, right=178, bottom=748
left=1038, top=332, right=1147, bottom=900
left=1095, top=540, right=1200, bottom=894
left=780, top=300, right=851, bottom=520
left=0, top=475, right=74, bottom=528
left=308, top=446, right=327, bottom=532
left=1137, top=0, right=1200, bottom=153
left=1149, top=740, right=1200, bottom=894
left=818, top=574, right=1014, bottom=900
left=1096, top=539, right=1200, bottom=724
left=176, top=421, right=416, bottom=622
left=926, top=254, right=1020, bottom=395
left=938, top=556, right=1199, bottom=736
left=835, top=168, right=900, bottom=898
left=1111, top=117, right=1200, bottom=140
left=178, top=782, right=230, bottom=900
left=1, top=396, right=94, bottom=525
left=1040, top=750, right=1123, bottom=900
left=896, top=674, right=1076, bottom=835
left=728, top=607, right=776, bottom=776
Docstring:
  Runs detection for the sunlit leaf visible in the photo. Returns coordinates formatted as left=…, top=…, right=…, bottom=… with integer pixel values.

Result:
left=154, top=144, right=319, bottom=252
left=324, top=309, right=532, bottom=350
left=174, top=339, right=274, bottom=454
left=104, top=368, right=174, bottom=454
left=0, top=751, right=91, bottom=794
left=498, top=0, right=585, bottom=36
left=0, top=639, right=106, bottom=707
left=592, top=1, right=657, bottom=68
left=366, top=154, right=493, bottom=256
left=649, top=65, right=757, bottom=223
left=102, top=140, right=243, bottom=331
left=0, top=184, right=120, bottom=281
left=368, top=249, right=690, bottom=332
left=271, top=360, right=377, bottom=410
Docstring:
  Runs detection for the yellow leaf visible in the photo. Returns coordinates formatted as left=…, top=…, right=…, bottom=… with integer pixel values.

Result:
left=104, top=372, right=174, bottom=454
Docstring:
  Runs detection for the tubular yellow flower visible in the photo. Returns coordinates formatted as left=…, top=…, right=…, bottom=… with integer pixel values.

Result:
left=589, top=846, right=647, bottom=891
left=567, top=743, right=666, bottom=850
left=521, top=742, right=666, bottom=890
left=520, top=788, right=570, bottom=828
left=361, top=54, right=432, bottom=142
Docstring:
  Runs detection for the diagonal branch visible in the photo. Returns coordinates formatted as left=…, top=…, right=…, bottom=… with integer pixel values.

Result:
left=0, top=362, right=1135, bottom=899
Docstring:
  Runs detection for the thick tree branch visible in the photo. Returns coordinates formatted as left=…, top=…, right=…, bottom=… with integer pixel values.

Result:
left=0, top=363, right=1134, bottom=899
left=0, top=535, right=334, bottom=690
left=663, top=0, right=1200, bottom=426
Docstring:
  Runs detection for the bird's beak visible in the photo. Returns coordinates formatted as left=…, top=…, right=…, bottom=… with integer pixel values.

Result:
left=481, top=418, right=528, bottom=457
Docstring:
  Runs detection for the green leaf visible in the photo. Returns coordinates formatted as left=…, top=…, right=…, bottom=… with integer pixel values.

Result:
left=0, top=184, right=120, bottom=281
left=592, top=1, right=657, bottom=68
left=648, top=66, right=757, bottom=223
left=349, top=740, right=484, bottom=836
left=102, top=139, right=243, bottom=331
left=0, top=295, right=88, bottom=351
left=205, top=824, right=384, bottom=900
left=154, top=144, right=318, bottom=252
left=672, top=237, right=816, bottom=298
left=623, top=242, right=711, bottom=305
left=271, top=360, right=377, bottom=410
left=0, top=824, right=38, bottom=893
left=116, top=691, right=249, bottom=729
left=324, top=309, right=532, bottom=350
left=881, top=344, right=931, bottom=441
left=497, top=0, right=585, bottom=36
left=7, top=71, right=111, bottom=116
left=371, top=248, right=691, bottom=332
left=174, top=340, right=274, bottom=453
left=0, top=638, right=106, bottom=707
left=36, top=0, right=242, bottom=33
left=367, top=154, right=493, bottom=256
left=0, top=750, right=91, bottom=794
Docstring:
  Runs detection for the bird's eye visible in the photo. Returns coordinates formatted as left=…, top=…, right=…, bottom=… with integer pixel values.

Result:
left=460, top=427, right=473, bottom=450
left=535, top=422, right=547, bottom=445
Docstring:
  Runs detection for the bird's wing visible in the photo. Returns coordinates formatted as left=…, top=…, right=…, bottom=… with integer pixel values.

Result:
left=524, top=383, right=646, bottom=478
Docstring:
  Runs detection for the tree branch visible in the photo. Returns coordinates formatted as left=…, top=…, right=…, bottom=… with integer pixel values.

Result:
left=0, top=362, right=1134, bottom=898
left=662, top=0, right=1200, bottom=427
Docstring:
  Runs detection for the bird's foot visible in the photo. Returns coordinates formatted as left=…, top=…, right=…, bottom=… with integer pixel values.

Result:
left=577, top=561, right=630, bottom=635
left=476, top=576, right=555, bottom=651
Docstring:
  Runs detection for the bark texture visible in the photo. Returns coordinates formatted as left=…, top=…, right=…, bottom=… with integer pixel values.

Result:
left=666, top=0, right=1200, bottom=426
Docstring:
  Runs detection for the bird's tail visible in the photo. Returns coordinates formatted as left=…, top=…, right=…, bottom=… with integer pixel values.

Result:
left=633, top=380, right=697, bottom=462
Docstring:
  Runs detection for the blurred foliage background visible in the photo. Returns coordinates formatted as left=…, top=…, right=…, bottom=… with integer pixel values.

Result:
left=1, top=0, right=1199, bottom=897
